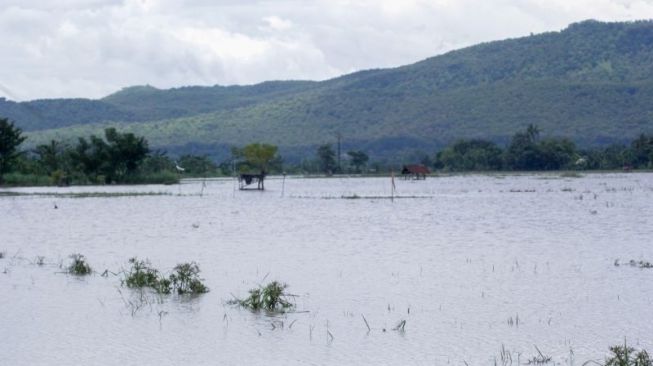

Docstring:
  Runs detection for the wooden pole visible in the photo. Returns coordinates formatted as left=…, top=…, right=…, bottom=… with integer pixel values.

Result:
left=281, top=173, right=286, bottom=197
left=391, top=170, right=395, bottom=202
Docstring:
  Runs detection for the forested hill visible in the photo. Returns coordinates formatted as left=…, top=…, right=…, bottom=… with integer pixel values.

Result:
left=4, top=19, right=653, bottom=161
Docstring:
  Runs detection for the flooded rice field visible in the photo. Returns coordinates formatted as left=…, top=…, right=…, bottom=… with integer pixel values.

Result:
left=1, top=173, right=652, bottom=365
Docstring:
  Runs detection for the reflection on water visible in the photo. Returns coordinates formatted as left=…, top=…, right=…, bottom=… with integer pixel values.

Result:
left=1, top=173, right=652, bottom=365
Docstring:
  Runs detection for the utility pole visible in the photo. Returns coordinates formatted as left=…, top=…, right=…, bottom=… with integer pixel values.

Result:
left=336, top=132, right=341, bottom=174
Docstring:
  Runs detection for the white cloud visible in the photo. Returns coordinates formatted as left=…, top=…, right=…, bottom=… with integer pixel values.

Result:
left=263, top=16, right=293, bottom=31
left=0, top=0, right=652, bottom=100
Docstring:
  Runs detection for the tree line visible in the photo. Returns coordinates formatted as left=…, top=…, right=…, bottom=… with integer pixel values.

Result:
left=0, top=118, right=225, bottom=186
left=0, top=117, right=287, bottom=186
left=3, top=116, right=653, bottom=186
left=431, top=124, right=653, bottom=172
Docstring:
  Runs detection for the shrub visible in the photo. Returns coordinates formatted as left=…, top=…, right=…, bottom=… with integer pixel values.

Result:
left=123, top=257, right=162, bottom=288
left=68, top=254, right=92, bottom=275
left=169, top=262, right=208, bottom=295
left=233, top=281, right=294, bottom=312
left=121, top=259, right=208, bottom=295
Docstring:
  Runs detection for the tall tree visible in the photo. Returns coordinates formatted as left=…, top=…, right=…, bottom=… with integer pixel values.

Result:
left=104, top=128, right=149, bottom=180
left=35, top=140, right=66, bottom=175
left=0, top=118, right=27, bottom=184
left=317, top=144, right=336, bottom=175
left=505, top=126, right=543, bottom=170
left=241, top=143, right=279, bottom=174
left=347, top=150, right=369, bottom=173
left=436, top=139, right=503, bottom=171
left=631, top=134, right=653, bottom=168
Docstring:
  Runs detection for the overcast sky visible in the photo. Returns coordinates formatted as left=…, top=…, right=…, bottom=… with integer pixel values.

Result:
left=1, top=0, right=652, bottom=101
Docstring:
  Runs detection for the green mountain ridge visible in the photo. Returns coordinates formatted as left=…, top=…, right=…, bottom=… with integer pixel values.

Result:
left=3, top=19, right=653, bottom=162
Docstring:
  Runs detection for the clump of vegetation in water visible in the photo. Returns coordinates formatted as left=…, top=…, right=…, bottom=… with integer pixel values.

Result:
left=614, top=259, right=653, bottom=269
left=232, top=281, right=295, bottom=312
left=122, top=258, right=207, bottom=295
left=0, top=251, right=5, bottom=259
left=123, top=257, right=165, bottom=289
left=67, top=254, right=92, bottom=275
left=169, top=262, right=208, bottom=295
left=605, top=342, right=651, bottom=366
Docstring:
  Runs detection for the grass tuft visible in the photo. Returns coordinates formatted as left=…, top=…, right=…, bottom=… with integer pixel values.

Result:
left=67, top=254, right=92, bottom=275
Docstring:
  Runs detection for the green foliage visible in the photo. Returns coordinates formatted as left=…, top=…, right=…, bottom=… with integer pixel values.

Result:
left=123, top=257, right=163, bottom=289
left=0, top=118, right=27, bottom=185
left=6, top=129, right=174, bottom=186
left=317, top=144, right=337, bottom=174
left=122, top=258, right=208, bottom=295
left=177, top=154, right=219, bottom=175
left=605, top=342, right=651, bottom=366
left=234, top=143, right=280, bottom=174
left=436, top=139, right=503, bottom=171
left=67, top=254, right=92, bottom=275
left=35, top=140, right=65, bottom=175
left=1, top=173, right=51, bottom=186
left=347, top=150, right=369, bottom=173
left=233, top=281, right=294, bottom=312
left=631, top=134, right=653, bottom=169
left=504, top=126, right=577, bottom=171
left=104, top=127, right=149, bottom=177
left=140, top=151, right=174, bottom=173
left=169, top=262, right=209, bottom=295
left=67, top=128, right=149, bottom=183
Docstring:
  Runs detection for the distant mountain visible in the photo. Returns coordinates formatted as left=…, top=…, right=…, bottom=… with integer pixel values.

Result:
left=3, top=19, right=653, bottom=162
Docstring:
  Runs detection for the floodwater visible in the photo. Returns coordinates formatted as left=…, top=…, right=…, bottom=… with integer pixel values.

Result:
left=1, top=173, right=652, bottom=366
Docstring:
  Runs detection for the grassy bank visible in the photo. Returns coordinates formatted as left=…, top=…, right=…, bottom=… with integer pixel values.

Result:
left=0, top=171, right=179, bottom=188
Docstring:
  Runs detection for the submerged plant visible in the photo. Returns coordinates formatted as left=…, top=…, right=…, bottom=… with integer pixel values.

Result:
left=0, top=251, right=5, bottom=259
left=615, top=259, right=653, bottom=269
left=123, top=258, right=160, bottom=287
left=605, top=342, right=651, bottom=366
left=67, top=254, right=92, bottom=275
left=121, top=258, right=207, bottom=295
left=169, top=262, right=208, bottom=295
left=233, top=281, right=294, bottom=312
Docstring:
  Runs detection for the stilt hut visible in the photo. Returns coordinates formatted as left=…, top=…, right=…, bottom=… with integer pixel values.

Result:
left=401, top=164, right=430, bottom=180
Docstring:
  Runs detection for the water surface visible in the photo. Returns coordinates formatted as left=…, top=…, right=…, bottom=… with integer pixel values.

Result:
left=1, top=173, right=652, bottom=365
